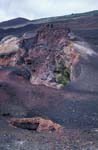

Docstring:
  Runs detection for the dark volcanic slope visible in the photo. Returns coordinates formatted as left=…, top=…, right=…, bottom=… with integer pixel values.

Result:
left=43, top=10, right=98, bottom=45
left=0, top=10, right=98, bottom=44
left=0, top=11, right=98, bottom=150
left=0, top=17, right=30, bottom=28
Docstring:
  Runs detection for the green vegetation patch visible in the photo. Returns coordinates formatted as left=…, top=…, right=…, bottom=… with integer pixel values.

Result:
left=54, top=61, right=70, bottom=86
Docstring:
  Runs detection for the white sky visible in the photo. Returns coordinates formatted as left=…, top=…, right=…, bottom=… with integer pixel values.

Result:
left=0, top=0, right=98, bottom=22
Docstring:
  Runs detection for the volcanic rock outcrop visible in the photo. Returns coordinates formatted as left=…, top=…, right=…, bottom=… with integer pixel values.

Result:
left=0, top=24, right=78, bottom=88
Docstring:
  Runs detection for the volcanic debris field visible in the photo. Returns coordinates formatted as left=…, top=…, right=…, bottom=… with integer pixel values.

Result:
left=0, top=10, right=98, bottom=149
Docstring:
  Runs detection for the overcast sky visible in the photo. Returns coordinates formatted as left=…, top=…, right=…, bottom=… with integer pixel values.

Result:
left=0, top=0, right=98, bottom=22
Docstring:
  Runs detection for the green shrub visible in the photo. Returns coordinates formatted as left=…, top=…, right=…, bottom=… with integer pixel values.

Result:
left=55, top=65, right=70, bottom=86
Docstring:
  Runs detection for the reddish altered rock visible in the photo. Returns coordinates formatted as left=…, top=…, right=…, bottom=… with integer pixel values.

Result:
left=9, top=117, right=64, bottom=134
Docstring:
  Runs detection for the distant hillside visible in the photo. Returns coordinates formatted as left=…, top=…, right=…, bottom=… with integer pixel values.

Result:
left=0, top=10, right=98, bottom=45
left=0, top=18, right=30, bottom=28
left=31, top=10, right=98, bottom=24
